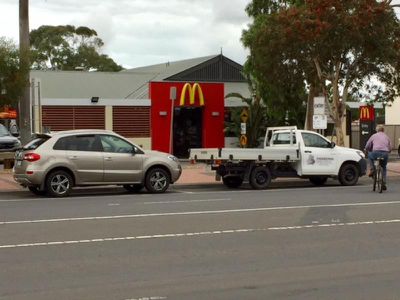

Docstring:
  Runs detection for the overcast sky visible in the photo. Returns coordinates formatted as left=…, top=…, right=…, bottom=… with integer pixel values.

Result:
left=0, top=0, right=252, bottom=69
left=1, top=1, right=399, bottom=70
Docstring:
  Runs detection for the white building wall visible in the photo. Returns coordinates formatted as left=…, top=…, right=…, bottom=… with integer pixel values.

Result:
left=385, top=98, right=400, bottom=125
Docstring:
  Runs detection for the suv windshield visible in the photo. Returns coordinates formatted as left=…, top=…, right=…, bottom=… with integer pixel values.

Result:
left=0, top=124, right=10, bottom=137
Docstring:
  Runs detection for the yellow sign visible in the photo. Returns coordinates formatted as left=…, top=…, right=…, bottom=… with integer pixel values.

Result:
left=179, top=83, right=205, bottom=106
left=240, top=135, right=247, bottom=146
left=240, top=108, right=248, bottom=123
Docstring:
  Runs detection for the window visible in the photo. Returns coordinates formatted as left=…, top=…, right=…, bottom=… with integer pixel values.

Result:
left=273, top=132, right=296, bottom=145
left=53, top=135, right=101, bottom=152
left=100, top=135, right=135, bottom=153
left=301, top=133, right=331, bottom=148
left=23, top=137, right=49, bottom=151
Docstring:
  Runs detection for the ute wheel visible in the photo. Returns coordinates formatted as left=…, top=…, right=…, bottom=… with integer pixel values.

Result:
left=28, top=186, right=47, bottom=196
left=45, top=170, right=73, bottom=197
left=309, top=176, right=328, bottom=186
left=249, top=166, right=272, bottom=190
left=145, top=168, right=170, bottom=193
left=338, top=163, right=359, bottom=186
left=222, top=176, right=243, bottom=188
left=123, top=184, right=144, bottom=193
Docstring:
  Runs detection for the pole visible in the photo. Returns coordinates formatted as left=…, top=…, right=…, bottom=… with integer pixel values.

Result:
left=169, top=87, right=177, bottom=154
left=19, top=0, right=31, bottom=144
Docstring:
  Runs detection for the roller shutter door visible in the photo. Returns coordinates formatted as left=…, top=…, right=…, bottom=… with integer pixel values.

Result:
left=42, top=106, right=105, bottom=131
left=113, top=106, right=150, bottom=138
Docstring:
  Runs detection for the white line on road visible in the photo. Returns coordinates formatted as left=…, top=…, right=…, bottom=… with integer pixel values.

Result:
left=1, top=218, right=400, bottom=249
left=144, top=198, right=232, bottom=204
left=2, top=200, right=400, bottom=225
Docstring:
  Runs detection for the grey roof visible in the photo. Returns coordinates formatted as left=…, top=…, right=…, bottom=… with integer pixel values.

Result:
left=123, top=55, right=218, bottom=81
left=30, top=54, right=247, bottom=101
left=30, top=70, right=153, bottom=99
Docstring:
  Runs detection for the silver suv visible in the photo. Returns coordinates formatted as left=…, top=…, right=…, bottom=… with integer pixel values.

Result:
left=0, top=124, right=21, bottom=153
left=13, top=130, right=182, bottom=197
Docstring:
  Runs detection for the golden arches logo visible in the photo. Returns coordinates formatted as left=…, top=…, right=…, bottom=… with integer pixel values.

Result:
left=360, top=106, right=370, bottom=120
left=179, top=83, right=205, bottom=106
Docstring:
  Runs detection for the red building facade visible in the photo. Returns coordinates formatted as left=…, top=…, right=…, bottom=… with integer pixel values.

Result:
left=150, top=81, right=225, bottom=156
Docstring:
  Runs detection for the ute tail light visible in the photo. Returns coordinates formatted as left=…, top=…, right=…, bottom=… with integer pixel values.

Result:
left=23, top=153, right=41, bottom=162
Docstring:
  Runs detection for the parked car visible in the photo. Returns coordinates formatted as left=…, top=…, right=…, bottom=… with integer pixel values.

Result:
left=13, top=130, right=182, bottom=197
left=0, top=123, right=21, bottom=152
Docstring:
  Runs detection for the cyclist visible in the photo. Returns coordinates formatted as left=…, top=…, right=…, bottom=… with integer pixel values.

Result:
left=364, top=124, right=392, bottom=190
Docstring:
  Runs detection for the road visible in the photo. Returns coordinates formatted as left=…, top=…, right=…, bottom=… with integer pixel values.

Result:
left=1, top=177, right=400, bottom=300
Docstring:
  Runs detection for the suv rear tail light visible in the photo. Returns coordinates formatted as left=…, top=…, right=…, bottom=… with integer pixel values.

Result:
left=24, top=153, right=41, bottom=162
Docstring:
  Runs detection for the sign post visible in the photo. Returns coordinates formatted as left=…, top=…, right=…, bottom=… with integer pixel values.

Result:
left=169, top=87, right=177, bottom=154
left=359, top=105, right=375, bottom=150
left=313, top=97, right=327, bottom=131
left=240, top=108, right=249, bottom=147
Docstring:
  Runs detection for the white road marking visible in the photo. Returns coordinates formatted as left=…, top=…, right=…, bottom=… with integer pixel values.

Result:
left=2, top=200, right=400, bottom=225
left=125, top=296, right=166, bottom=300
left=1, top=218, right=400, bottom=249
left=107, top=203, right=121, bottom=206
left=144, top=198, right=231, bottom=204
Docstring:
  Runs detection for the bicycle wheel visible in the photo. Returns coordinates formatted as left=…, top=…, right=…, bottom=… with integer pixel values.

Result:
left=372, top=169, right=377, bottom=192
left=377, top=166, right=383, bottom=193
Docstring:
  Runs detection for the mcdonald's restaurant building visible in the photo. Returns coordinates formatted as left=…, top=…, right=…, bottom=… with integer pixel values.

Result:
left=29, top=54, right=249, bottom=158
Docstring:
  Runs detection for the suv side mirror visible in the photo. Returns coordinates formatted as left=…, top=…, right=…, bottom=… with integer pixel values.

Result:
left=330, top=142, right=336, bottom=148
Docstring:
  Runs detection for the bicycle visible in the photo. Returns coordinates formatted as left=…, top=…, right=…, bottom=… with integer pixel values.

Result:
left=372, top=157, right=385, bottom=193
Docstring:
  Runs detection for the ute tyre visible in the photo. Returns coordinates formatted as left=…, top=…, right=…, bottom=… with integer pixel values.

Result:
left=338, top=164, right=359, bottom=186
left=249, top=166, right=272, bottom=190
left=123, top=184, right=144, bottom=193
left=309, top=176, right=328, bottom=186
left=145, top=168, right=170, bottom=193
left=222, top=176, right=243, bottom=188
left=45, top=170, right=73, bottom=197
left=28, top=186, right=47, bottom=196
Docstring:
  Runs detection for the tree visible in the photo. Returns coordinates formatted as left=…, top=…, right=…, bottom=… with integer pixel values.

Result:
left=30, top=25, right=123, bottom=71
left=242, top=0, right=400, bottom=146
left=225, top=76, right=268, bottom=148
left=0, top=37, right=27, bottom=107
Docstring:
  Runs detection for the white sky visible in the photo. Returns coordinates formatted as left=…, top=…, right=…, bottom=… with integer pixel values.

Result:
left=0, top=0, right=252, bottom=69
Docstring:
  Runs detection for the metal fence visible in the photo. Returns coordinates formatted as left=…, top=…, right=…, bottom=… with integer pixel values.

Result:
left=351, top=125, right=400, bottom=151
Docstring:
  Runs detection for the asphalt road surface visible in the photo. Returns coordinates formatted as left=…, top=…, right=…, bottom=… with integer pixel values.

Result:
left=1, top=177, right=400, bottom=300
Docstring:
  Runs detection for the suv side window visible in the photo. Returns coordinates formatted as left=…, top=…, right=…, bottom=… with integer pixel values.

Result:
left=301, top=133, right=331, bottom=148
left=54, top=135, right=101, bottom=152
left=100, top=135, right=134, bottom=153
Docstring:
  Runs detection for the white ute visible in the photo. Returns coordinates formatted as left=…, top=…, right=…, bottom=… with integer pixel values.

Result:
left=189, top=126, right=367, bottom=189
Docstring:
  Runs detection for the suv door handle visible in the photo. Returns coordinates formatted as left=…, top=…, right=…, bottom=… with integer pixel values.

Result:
left=68, top=155, right=78, bottom=160
left=305, top=150, right=312, bottom=153
left=104, top=157, right=112, bottom=161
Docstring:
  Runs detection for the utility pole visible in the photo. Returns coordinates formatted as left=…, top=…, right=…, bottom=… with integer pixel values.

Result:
left=19, top=0, right=31, bottom=143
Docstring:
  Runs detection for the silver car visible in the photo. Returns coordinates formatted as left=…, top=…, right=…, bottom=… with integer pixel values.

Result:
left=13, top=130, right=182, bottom=197
left=0, top=124, right=21, bottom=153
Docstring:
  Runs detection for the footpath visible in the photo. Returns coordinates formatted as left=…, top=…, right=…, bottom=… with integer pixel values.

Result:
left=1, top=160, right=400, bottom=193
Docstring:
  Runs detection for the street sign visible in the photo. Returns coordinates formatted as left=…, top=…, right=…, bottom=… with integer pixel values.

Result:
left=313, top=97, right=325, bottom=115
left=240, top=135, right=247, bottom=146
left=240, top=108, right=249, bottom=123
left=240, top=122, right=246, bottom=135
left=313, top=114, right=327, bottom=129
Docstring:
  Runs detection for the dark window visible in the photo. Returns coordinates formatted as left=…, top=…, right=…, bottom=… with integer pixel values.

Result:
left=99, top=135, right=135, bottom=153
left=23, top=138, right=49, bottom=150
left=53, top=135, right=102, bottom=152
left=301, top=133, right=331, bottom=148
left=273, top=132, right=296, bottom=145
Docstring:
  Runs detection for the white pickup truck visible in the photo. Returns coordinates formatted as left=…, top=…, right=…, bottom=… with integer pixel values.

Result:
left=189, top=126, right=367, bottom=189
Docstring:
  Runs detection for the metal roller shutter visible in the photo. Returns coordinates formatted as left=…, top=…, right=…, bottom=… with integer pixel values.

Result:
left=113, top=106, right=150, bottom=138
left=42, top=106, right=105, bottom=131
